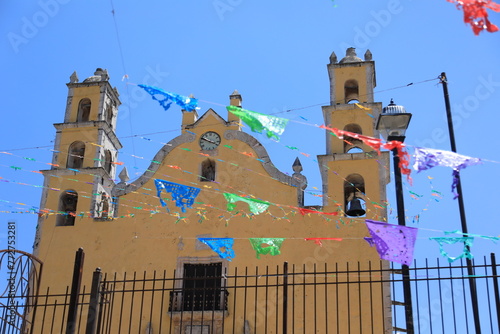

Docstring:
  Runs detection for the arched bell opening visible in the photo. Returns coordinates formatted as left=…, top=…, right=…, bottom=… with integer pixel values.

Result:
left=104, top=150, right=113, bottom=175
left=67, top=141, right=85, bottom=168
left=77, top=98, right=91, bottom=122
left=56, top=190, right=78, bottom=226
left=343, top=123, right=363, bottom=153
left=105, top=103, right=114, bottom=126
left=344, top=174, right=366, bottom=217
left=344, top=79, right=359, bottom=104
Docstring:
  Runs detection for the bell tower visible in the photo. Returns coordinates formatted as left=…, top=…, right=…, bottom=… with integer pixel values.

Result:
left=318, top=48, right=390, bottom=219
left=34, top=69, right=122, bottom=252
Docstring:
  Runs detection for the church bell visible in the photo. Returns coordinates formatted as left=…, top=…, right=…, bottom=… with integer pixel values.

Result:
left=346, top=196, right=366, bottom=217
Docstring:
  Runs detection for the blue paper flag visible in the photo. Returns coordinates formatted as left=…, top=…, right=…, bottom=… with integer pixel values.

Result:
left=138, top=84, right=198, bottom=111
left=155, top=179, right=200, bottom=213
left=198, top=238, right=235, bottom=261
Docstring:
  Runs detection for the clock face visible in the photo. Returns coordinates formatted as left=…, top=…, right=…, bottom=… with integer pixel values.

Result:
left=199, top=131, right=221, bottom=150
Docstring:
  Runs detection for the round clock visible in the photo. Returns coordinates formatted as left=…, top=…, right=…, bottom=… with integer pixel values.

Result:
left=199, top=131, right=221, bottom=150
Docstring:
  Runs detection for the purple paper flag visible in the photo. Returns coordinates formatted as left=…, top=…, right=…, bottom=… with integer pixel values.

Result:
left=365, top=219, right=418, bottom=266
left=413, top=147, right=482, bottom=199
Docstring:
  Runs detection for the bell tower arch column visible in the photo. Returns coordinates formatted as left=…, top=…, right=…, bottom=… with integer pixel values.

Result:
left=318, top=48, right=390, bottom=220
left=34, top=69, right=122, bottom=255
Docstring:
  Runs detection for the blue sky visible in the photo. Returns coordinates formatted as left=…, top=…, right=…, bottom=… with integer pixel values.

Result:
left=1, top=1, right=500, bottom=268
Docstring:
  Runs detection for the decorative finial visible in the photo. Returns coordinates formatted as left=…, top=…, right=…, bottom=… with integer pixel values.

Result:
left=339, top=47, right=363, bottom=64
left=94, top=68, right=109, bottom=81
left=230, top=89, right=242, bottom=100
left=70, top=71, right=79, bottom=83
left=346, top=47, right=357, bottom=57
left=292, top=157, right=303, bottom=173
left=329, top=51, right=337, bottom=64
left=364, top=49, right=372, bottom=61
left=118, top=167, right=129, bottom=183
left=230, top=89, right=242, bottom=107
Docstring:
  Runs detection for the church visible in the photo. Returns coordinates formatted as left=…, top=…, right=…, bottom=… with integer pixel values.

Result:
left=29, top=48, right=393, bottom=333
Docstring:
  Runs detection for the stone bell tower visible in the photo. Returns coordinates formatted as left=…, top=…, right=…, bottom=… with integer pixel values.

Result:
left=34, top=69, right=122, bottom=253
left=318, top=48, right=390, bottom=220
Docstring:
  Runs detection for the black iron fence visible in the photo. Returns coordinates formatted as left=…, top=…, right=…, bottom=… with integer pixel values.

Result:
left=2, top=254, right=500, bottom=333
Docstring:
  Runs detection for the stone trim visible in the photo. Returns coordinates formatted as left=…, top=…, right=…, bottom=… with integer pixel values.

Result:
left=317, top=151, right=390, bottom=207
left=40, top=166, right=111, bottom=178
left=188, top=108, right=229, bottom=128
left=112, top=132, right=196, bottom=197
left=223, top=130, right=304, bottom=188
left=66, top=80, right=121, bottom=103
left=173, top=256, right=229, bottom=290
left=54, top=121, right=123, bottom=150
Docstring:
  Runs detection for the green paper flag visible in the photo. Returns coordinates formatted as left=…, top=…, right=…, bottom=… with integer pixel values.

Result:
left=224, top=193, right=270, bottom=215
left=249, top=238, right=285, bottom=259
left=226, top=105, right=288, bottom=141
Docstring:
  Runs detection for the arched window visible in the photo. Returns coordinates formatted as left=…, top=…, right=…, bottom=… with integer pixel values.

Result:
left=344, top=79, right=359, bottom=103
left=77, top=98, right=91, bottom=122
left=105, top=104, right=113, bottom=125
left=102, top=198, right=110, bottom=219
left=343, top=124, right=363, bottom=153
left=56, top=190, right=78, bottom=226
left=104, top=150, right=113, bottom=175
left=344, top=174, right=366, bottom=217
left=67, top=141, right=85, bottom=168
left=101, top=192, right=110, bottom=219
left=200, top=159, right=216, bottom=182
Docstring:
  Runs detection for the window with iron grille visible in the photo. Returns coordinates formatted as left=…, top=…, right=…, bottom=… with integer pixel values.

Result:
left=182, top=263, right=223, bottom=311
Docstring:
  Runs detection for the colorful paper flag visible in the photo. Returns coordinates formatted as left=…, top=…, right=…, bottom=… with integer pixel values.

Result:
left=155, top=179, right=200, bottom=213
left=430, top=237, right=474, bottom=263
left=224, top=193, right=270, bottom=215
left=138, top=84, right=198, bottom=111
left=198, top=238, right=235, bottom=261
left=304, top=237, right=342, bottom=246
left=365, top=219, right=418, bottom=266
left=227, top=105, right=288, bottom=141
left=413, top=147, right=482, bottom=199
left=249, top=238, right=285, bottom=259
left=447, top=0, right=500, bottom=35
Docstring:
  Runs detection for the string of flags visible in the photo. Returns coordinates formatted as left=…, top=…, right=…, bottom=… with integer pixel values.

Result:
left=192, top=219, right=498, bottom=265
left=137, top=85, right=487, bottom=199
left=2, top=83, right=499, bottom=264
left=320, top=125, right=412, bottom=180
left=1, top=82, right=492, bottom=203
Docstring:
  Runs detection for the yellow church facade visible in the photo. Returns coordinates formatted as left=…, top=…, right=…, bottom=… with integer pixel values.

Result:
left=30, top=48, right=392, bottom=333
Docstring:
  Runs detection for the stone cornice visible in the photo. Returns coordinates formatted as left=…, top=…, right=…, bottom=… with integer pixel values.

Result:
left=54, top=121, right=123, bottom=150
left=112, top=132, right=196, bottom=197
left=66, top=80, right=121, bottom=104
left=40, top=167, right=112, bottom=179
left=224, top=130, right=306, bottom=188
